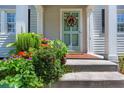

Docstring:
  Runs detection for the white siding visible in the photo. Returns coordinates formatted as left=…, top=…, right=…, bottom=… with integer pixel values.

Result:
left=0, top=6, right=16, bottom=57
left=92, top=6, right=105, bottom=55
left=117, top=8, right=124, bottom=55
left=92, top=5, right=124, bottom=55
left=0, top=34, right=15, bottom=57
left=117, top=33, right=124, bottom=54
left=0, top=13, right=1, bottom=32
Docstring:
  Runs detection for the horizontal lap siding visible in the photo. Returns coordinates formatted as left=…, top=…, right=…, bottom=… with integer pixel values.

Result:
left=0, top=6, right=16, bottom=57
left=92, top=6, right=105, bottom=55
left=93, top=6, right=124, bottom=55
left=117, top=33, right=124, bottom=54
left=0, top=34, right=15, bottom=57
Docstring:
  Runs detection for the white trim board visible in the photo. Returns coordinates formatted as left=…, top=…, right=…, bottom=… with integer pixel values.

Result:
left=88, top=53, right=104, bottom=59
left=60, top=8, right=83, bottom=52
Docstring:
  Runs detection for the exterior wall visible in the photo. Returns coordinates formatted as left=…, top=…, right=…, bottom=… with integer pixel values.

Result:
left=92, top=5, right=105, bottom=55
left=92, top=5, right=124, bottom=56
left=117, top=6, right=124, bottom=55
left=29, top=5, right=37, bottom=33
left=0, top=5, right=16, bottom=57
left=44, top=5, right=87, bottom=52
left=117, top=32, right=124, bottom=54
left=0, top=34, right=15, bottom=57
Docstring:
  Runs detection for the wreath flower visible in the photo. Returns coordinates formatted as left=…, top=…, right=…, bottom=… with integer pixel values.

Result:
left=66, top=15, right=77, bottom=27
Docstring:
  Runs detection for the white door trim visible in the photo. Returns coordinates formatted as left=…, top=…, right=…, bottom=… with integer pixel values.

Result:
left=60, top=8, right=83, bottom=52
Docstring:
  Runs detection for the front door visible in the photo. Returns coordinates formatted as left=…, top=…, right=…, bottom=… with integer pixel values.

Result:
left=62, top=10, right=81, bottom=52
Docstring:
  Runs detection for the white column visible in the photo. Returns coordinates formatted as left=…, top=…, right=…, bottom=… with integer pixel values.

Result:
left=86, top=6, right=94, bottom=53
left=36, top=5, right=44, bottom=34
left=40, top=5, right=44, bottom=34
left=105, top=5, right=118, bottom=62
left=16, top=5, right=28, bottom=34
left=1, top=10, right=7, bottom=34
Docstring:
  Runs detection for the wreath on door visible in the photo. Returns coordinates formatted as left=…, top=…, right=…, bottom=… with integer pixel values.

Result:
left=66, top=15, right=77, bottom=27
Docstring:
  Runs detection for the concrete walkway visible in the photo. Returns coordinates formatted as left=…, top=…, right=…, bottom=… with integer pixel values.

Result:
left=52, top=59, right=124, bottom=88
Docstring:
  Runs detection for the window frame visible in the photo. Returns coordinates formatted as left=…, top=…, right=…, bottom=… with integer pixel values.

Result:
left=0, top=9, right=15, bottom=34
left=7, top=13, right=16, bottom=33
left=117, top=9, right=124, bottom=33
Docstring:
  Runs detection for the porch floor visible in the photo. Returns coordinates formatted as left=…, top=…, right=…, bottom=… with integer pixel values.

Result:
left=65, top=53, right=101, bottom=59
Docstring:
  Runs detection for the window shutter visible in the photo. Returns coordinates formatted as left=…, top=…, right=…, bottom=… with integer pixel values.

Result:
left=102, top=9, right=105, bottom=33
left=28, top=9, right=30, bottom=33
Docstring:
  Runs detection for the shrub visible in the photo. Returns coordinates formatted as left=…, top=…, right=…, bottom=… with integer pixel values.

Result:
left=32, top=47, right=65, bottom=86
left=0, top=58, right=43, bottom=88
left=4, top=35, right=69, bottom=87
left=50, top=40, right=68, bottom=58
left=41, top=38, right=49, bottom=44
left=17, top=33, right=42, bottom=51
left=119, top=55, right=124, bottom=73
left=7, top=33, right=42, bottom=54
left=50, top=40, right=68, bottom=64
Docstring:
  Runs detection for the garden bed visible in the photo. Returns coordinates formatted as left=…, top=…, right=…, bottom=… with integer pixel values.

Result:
left=0, top=33, right=69, bottom=88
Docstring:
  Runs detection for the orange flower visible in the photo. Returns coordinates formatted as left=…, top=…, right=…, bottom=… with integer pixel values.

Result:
left=18, top=51, right=26, bottom=56
left=41, top=44, right=49, bottom=47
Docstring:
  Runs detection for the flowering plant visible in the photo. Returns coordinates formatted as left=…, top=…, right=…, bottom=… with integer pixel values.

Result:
left=3, top=33, right=69, bottom=88
left=10, top=51, right=33, bottom=59
left=18, top=51, right=26, bottom=56
left=40, top=44, right=49, bottom=47
left=41, top=38, right=49, bottom=44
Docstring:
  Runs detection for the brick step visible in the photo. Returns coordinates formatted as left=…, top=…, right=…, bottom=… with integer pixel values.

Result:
left=66, top=59, right=118, bottom=72
left=52, top=72, right=124, bottom=88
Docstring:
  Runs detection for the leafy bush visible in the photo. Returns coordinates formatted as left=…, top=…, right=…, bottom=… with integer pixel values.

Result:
left=0, top=58, right=43, bottom=88
left=49, top=40, right=68, bottom=64
left=4, top=34, right=69, bottom=87
left=32, top=47, right=65, bottom=86
left=119, top=55, right=124, bottom=73
left=50, top=40, right=68, bottom=59
left=16, top=33, right=42, bottom=51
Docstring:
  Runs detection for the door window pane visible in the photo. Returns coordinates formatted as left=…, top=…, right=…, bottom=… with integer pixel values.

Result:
left=72, top=34, right=78, bottom=46
left=64, top=34, right=70, bottom=46
left=72, top=19, right=78, bottom=31
left=64, top=12, right=70, bottom=31
left=72, top=12, right=79, bottom=31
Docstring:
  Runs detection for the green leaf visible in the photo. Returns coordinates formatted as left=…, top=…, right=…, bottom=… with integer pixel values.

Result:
left=6, top=43, right=16, bottom=47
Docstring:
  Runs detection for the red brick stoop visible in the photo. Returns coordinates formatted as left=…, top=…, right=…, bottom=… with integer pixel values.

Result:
left=65, top=53, right=99, bottom=59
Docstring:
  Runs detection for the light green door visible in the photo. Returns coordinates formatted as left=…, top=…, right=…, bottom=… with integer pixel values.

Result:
left=62, top=10, right=81, bottom=52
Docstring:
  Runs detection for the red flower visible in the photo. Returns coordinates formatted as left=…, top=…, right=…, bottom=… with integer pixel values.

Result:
left=18, top=51, right=26, bottom=56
